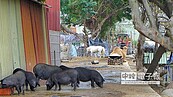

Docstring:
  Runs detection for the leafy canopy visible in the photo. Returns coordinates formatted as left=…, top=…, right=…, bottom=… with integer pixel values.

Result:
left=61, top=0, right=97, bottom=25
left=61, top=0, right=131, bottom=38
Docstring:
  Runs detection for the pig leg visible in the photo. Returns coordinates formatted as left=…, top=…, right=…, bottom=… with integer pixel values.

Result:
left=10, top=88, right=14, bottom=95
left=73, top=82, right=77, bottom=91
left=19, top=86, right=22, bottom=93
left=54, top=82, right=58, bottom=91
left=71, top=83, right=74, bottom=87
left=35, top=76, right=40, bottom=86
left=91, top=79, right=95, bottom=88
left=77, top=79, right=80, bottom=87
left=16, top=86, right=20, bottom=95
left=71, top=83, right=79, bottom=87
left=58, top=83, right=61, bottom=91
left=21, top=85, right=25, bottom=95
left=25, top=81, right=29, bottom=91
left=36, top=80, right=40, bottom=87
left=76, top=84, right=79, bottom=87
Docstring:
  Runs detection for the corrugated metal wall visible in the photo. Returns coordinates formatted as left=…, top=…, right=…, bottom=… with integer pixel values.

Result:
left=42, top=7, right=51, bottom=64
left=46, top=0, right=60, bottom=31
left=0, top=0, right=26, bottom=79
left=20, top=0, right=50, bottom=71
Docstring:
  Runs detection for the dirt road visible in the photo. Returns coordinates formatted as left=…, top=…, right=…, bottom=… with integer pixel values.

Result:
left=4, top=57, right=161, bottom=97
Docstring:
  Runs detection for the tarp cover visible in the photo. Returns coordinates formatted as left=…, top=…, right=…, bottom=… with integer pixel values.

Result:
left=69, top=44, right=77, bottom=57
left=60, top=34, right=81, bottom=44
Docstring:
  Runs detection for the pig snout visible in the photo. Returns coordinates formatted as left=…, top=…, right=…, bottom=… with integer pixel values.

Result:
left=95, top=81, right=104, bottom=88
left=30, top=80, right=37, bottom=88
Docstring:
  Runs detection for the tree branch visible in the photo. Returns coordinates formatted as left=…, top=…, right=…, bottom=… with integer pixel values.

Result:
left=92, top=13, right=113, bottom=39
left=142, top=0, right=157, bottom=29
left=129, top=0, right=173, bottom=51
left=61, top=24, right=75, bottom=34
left=158, top=16, right=169, bottom=21
left=96, top=0, right=104, bottom=13
left=168, top=16, right=173, bottom=38
left=61, top=24, right=83, bottom=42
left=91, top=4, right=129, bottom=39
left=148, top=0, right=172, bottom=18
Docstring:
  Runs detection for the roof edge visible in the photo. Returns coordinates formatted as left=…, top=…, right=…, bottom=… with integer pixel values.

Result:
left=30, top=0, right=52, bottom=8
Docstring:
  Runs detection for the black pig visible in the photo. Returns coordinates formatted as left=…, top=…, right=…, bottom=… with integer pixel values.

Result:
left=60, top=65, right=105, bottom=88
left=59, top=65, right=72, bottom=70
left=46, top=69, right=79, bottom=91
left=1, top=71, right=26, bottom=95
left=13, top=68, right=39, bottom=91
left=33, top=63, right=62, bottom=84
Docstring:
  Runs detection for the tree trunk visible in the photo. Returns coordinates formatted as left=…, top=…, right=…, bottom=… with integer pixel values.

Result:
left=136, top=34, right=145, bottom=71
left=144, top=45, right=166, bottom=80
left=83, top=25, right=88, bottom=56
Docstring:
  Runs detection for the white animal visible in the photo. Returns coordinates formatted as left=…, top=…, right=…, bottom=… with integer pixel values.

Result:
left=86, top=46, right=105, bottom=58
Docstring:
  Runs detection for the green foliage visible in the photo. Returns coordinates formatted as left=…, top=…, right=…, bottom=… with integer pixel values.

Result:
left=61, top=0, right=131, bottom=38
left=100, top=0, right=132, bottom=38
left=116, top=7, right=131, bottom=22
left=99, top=16, right=117, bottom=38
left=61, top=0, right=97, bottom=25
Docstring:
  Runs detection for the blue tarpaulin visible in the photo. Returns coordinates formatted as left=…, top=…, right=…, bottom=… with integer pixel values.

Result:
left=60, top=34, right=80, bottom=44
left=69, top=44, right=77, bottom=57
